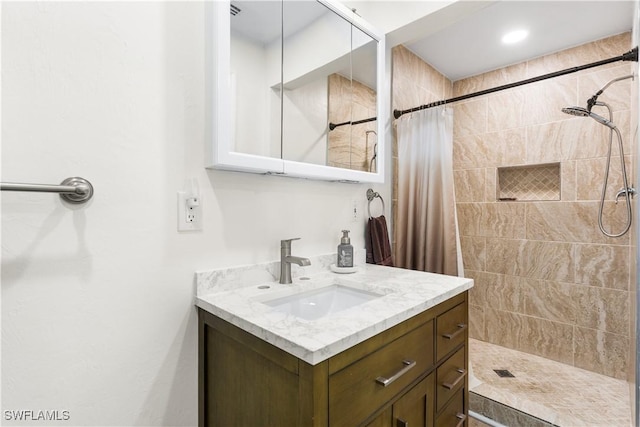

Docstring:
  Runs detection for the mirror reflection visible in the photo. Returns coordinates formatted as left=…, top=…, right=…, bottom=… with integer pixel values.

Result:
left=230, top=0, right=378, bottom=172
left=230, top=1, right=282, bottom=159
left=327, top=26, right=378, bottom=172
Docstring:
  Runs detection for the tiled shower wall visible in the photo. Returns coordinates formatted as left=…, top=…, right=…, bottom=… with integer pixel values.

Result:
left=392, top=33, right=636, bottom=380
left=391, top=45, right=453, bottom=250
left=453, top=32, right=635, bottom=380
left=327, top=73, right=377, bottom=171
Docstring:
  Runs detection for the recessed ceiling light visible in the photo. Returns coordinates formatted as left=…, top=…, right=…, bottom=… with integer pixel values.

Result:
left=502, top=29, right=528, bottom=44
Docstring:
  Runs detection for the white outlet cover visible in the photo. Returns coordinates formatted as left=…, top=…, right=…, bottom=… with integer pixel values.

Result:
left=177, top=191, right=202, bottom=231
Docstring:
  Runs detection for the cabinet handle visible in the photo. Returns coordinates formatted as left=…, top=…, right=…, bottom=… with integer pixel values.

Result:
left=397, top=418, right=408, bottom=427
left=375, top=359, right=416, bottom=387
left=455, top=413, right=467, bottom=427
left=442, top=368, right=467, bottom=390
left=442, top=323, right=467, bottom=339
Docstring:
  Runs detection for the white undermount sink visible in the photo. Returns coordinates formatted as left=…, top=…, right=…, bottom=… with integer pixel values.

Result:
left=263, top=284, right=382, bottom=321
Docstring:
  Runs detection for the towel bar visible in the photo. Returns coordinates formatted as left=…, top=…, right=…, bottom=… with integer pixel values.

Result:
left=366, top=188, right=385, bottom=218
left=1, top=177, right=94, bottom=204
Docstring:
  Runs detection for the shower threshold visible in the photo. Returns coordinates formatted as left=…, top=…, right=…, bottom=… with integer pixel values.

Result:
left=469, top=339, right=632, bottom=426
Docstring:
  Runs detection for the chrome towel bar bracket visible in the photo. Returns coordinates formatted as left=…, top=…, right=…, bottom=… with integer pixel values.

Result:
left=366, top=188, right=386, bottom=218
left=1, top=176, right=94, bottom=204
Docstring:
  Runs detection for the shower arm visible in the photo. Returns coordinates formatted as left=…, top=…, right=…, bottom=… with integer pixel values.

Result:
left=587, top=74, right=635, bottom=111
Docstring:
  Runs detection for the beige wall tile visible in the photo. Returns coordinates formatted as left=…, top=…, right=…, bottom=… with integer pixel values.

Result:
left=460, top=236, right=486, bottom=271
left=454, top=129, right=526, bottom=169
left=575, top=287, right=630, bottom=334
left=469, top=304, right=485, bottom=341
left=518, top=316, right=574, bottom=364
left=456, top=202, right=482, bottom=237
left=561, top=160, right=576, bottom=201
left=485, top=308, right=522, bottom=350
left=526, top=118, right=610, bottom=164
left=487, top=88, right=526, bottom=132
left=522, top=76, right=578, bottom=127
left=465, top=270, right=505, bottom=309
left=575, top=244, right=630, bottom=290
left=485, top=238, right=574, bottom=282
left=485, top=309, right=574, bottom=365
left=576, top=156, right=632, bottom=201
left=482, top=202, right=526, bottom=239
left=574, top=327, right=629, bottom=379
left=393, top=76, right=422, bottom=111
left=502, top=276, right=577, bottom=324
left=453, top=98, right=488, bottom=139
left=454, top=169, right=485, bottom=202
left=526, top=201, right=630, bottom=245
left=485, top=168, right=497, bottom=202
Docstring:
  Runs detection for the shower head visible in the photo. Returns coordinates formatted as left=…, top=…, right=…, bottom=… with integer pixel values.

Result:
left=561, top=106, right=590, bottom=117
left=561, top=106, right=616, bottom=129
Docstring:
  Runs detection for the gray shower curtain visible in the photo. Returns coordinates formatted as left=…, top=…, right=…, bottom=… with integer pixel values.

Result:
left=394, top=106, right=463, bottom=276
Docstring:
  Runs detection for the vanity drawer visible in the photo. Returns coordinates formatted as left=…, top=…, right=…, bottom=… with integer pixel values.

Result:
left=436, top=302, right=467, bottom=361
left=436, top=345, right=466, bottom=411
left=435, top=386, right=466, bottom=427
left=329, top=320, right=434, bottom=427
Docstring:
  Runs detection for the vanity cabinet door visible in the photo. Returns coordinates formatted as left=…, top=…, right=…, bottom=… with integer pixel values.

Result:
left=392, top=373, right=435, bottom=427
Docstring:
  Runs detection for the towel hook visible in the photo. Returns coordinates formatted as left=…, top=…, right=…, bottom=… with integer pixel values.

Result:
left=366, top=188, right=385, bottom=218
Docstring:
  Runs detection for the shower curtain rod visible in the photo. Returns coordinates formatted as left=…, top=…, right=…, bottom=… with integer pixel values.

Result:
left=329, top=116, right=377, bottom=131
left=393, top=46, right=638, bottom=119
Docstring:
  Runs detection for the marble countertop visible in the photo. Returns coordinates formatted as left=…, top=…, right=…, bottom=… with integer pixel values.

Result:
left=195, top=254, right=473, bottom=365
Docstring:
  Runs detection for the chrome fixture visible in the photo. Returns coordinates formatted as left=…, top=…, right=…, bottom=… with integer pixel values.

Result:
left=366, top=188, right=385, bottom=218
left=279, top=238, right=311, bottom=284
left=1, top=176, right=94, bottom=204
left=562, top=75, right=636, bottom=237
left=560, top=106, right=615, bottom=129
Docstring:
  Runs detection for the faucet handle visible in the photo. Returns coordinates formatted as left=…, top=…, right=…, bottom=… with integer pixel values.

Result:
left=281, top=237, right=301, bottom=249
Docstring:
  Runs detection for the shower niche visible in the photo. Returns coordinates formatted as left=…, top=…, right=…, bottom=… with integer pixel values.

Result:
left=496, top=163, right=561, bottom=201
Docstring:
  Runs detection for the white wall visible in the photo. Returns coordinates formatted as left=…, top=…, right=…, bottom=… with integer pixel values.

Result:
left=1, top=2, right=390, bottom=426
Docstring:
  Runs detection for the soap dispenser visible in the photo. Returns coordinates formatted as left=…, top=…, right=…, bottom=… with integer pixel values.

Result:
left=337, top=230, right=354, bottom=268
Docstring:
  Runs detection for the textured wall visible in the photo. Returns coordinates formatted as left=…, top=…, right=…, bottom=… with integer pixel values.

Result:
left=453, top=32, right=634, bottom=380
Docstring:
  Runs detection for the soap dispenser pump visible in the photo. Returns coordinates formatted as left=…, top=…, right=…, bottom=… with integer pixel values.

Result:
left=337, top=230, right=354, bottom=268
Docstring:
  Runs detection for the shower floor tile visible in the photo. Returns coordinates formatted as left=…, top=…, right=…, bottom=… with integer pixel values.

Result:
left=469, top=339, right=632, bottom=427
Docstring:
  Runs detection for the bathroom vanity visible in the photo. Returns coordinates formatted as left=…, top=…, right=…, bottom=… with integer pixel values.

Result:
left=195, top=255, right=472, bottom=426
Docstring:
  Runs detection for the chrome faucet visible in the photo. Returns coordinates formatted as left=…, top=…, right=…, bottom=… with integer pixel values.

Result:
left=280, top=238, right=311, bottom=284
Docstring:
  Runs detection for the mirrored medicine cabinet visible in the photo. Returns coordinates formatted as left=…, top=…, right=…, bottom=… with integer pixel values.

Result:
left=207, top=0, right=386, bottom=183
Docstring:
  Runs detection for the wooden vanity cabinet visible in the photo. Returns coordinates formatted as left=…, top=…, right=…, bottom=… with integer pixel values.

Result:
left=198, top=291, right=468, bottom=427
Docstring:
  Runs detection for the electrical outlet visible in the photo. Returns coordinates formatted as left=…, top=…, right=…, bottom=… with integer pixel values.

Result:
left=178, top=191, right=202, bottom=231
left=352, top=199, right=359, bottom=223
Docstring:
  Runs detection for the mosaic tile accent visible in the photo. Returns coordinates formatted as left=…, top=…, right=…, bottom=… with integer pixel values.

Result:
left=497, top=163, right=561, bottom=201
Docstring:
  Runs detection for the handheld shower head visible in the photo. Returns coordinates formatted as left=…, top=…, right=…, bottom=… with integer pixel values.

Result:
left=561, top=106, right=590, bottom=117
left=561, top=106, right=616, bottom=129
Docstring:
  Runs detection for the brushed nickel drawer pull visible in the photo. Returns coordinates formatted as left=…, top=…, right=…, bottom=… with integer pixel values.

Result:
left=455, top=413, right=467, bottom=427
left=442, top=323, right=467, bottom=339
left=375, top=359, right=416, bottom=387
left=442, top=368, right=467, bottom=390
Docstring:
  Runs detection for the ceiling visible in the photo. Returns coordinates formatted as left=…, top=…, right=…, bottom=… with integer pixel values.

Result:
left=405, top=1, right=635, bottom=81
